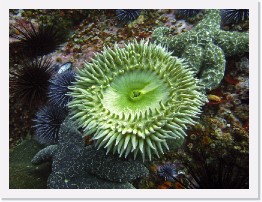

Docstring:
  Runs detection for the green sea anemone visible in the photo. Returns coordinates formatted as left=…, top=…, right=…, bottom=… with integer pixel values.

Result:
left=68, top=40, right=206, bottom=161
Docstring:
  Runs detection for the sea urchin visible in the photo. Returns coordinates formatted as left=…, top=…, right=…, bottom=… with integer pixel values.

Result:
left=175, top=9, right=202, bottom=18
left=68, top=40, right=206, bottom=160
left=116, top=9, right=141, bottom=23
left=48, top=69, right=76, bottom=108
left=33, top=105, right=68, bottom=144
left=10, top=21, right=66, bottom=57
left=157, top=163, right=179, bottom=182
left=10, top=57, right=54, bottom=107
left=220, top=9, right=249, bottom=25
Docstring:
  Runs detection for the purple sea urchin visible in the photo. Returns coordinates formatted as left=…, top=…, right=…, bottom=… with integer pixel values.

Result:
left=68, top=40, right=206, bottom=161
left=157, top=163, right=178, bottom=182
left=33, top=105, right=68, bottom=144
left=48, top=70, right=76, bottom=108
left=116, top=9, right=141, bottom=23
left=176, top=9, right=202, bottom=18
left=10, top=21, right=66, bottom=57
left=10, top=57, right=54, bottom=107
left=220, top=9, right=249, bottom=25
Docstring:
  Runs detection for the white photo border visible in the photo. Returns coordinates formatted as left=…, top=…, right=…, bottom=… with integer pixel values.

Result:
left=1, top=0, right=259, bottom=199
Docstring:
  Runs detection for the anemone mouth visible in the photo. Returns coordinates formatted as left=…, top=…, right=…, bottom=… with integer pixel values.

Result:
left=102, top=69, right=169, bottom=114
left=68, top=40, right=206, bottom=161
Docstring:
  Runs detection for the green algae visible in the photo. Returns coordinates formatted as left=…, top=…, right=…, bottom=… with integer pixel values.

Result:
left=9, top=138, right=51, bottom=189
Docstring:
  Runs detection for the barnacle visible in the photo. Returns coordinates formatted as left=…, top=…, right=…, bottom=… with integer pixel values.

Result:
left=68, top=40, right=206, bottom=160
